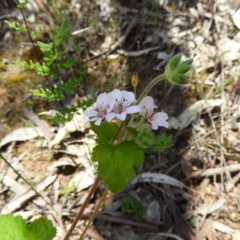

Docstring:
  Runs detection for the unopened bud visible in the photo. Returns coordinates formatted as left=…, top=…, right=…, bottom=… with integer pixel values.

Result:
left=131, top=72, right=139, bottom=87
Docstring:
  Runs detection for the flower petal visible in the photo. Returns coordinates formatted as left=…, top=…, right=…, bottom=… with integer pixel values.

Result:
left=150, top=112, right=169, bottom=129
left=106, top=112, right=118, bottom=122
left=117, top=112, right=127, bottom=121
left=89, top=117, right=99, bottom=122
left=95, top=118, right=103, bottom=126
left=109, top=89, right=121, bottom=103
left=139, top=96, right=155, bottom=117
left=154, top=112, right=168, bottom=120
left=150, top=121, right=158, bottom=130
left=125, top=105, right=140, bottom=114
left=84, top=110, right=98, bottom=117
left=121, top=90, right=135, bottom=106
left=96, top=92, right=107, bottom=105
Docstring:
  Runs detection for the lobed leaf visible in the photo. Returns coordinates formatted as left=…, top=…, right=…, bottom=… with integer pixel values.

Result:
left=153, top=133, right=173, bottom=152
left=92, top=141, right=144, bottom=192
left=121, top=196, right=146, bottom=222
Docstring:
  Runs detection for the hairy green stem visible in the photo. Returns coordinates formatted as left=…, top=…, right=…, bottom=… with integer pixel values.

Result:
left=136, top=73, right=165, bottom=104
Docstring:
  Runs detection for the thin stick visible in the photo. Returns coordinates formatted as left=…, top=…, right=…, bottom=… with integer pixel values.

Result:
left=190, top=164, right=240, bottom=178
left=63, top=176, right=100, bottom=240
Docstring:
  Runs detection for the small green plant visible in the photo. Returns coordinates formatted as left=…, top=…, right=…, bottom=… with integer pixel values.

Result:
left=121, top=196, right=146, bottom=222
left=4, top=20, right=27, bottom=32
left=60, top=182, right=76, bottom=195
left=0, top=214, right=56, bottom=240
left=20, top=21, right=74, bottom=78
left=84, top=53, right=191, bottom=193
left=5, top=15, right=92, bottom=124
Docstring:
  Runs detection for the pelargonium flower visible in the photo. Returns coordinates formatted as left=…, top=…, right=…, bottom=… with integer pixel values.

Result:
left=84, top=92, right=114, bottom=125
left=107, top=89, right=140, bottom=121
left=138, top=96, right=169, bottom=130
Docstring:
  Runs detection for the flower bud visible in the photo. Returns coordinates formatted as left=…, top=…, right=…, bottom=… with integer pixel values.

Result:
left=131, top=72, right=139, bottom=87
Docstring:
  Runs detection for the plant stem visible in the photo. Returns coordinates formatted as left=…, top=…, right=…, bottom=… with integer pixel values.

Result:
left=79, top=187, right=108, bottom=239
left=63, top=176, right=100, bottom=240
left=136, top=74, right=165, bottom=104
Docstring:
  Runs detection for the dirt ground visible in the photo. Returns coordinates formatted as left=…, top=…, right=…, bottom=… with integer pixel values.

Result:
left=1, top=0, right=240, bottom=239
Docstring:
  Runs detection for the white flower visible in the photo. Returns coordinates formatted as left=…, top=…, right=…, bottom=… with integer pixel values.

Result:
left=84, top=92, right=114, bottom=125
left=138, top=96, right=169, bottom=130
left=107, top=89, right=140, bottom=121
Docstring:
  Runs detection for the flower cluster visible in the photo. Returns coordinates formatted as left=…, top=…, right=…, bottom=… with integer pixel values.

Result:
left=84, top=89, right=169, bottom=130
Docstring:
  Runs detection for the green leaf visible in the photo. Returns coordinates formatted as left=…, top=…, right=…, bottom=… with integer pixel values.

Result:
left=127, top=128, right=172, bottom=152
left=62, top=76, right=82, bottom=94
left=17, top=0, right=28, bottom=9
left=180, top=59, right=193, bottom=67
left=0, top=215, right=27, bottom=240
left=49, top=98, right=93, bottom=124
left=153, top=133, right=173, bottom=152
left=176, top=63, right=191, bottom=74
left=4, top=20, right=27, bottom=32
left=134, top=129, right=155, bottom=149
left=27, top=218, right=56, bottom=240
left=168, top=53, right=182, bottom=70
left=126, top=127, right=138, bottom=138
left=0, top=214, right=56, bottom=240
left=128, top=128, right=155, bottom=149
left=50, top=20, right=69, bottom=47
left=37, top=41, right=53, bottom=54
left=169, top=73, right=188, bottom=85
left=92, top=141, right=144, bottom=192
left=57, top=57, right=74, bottom=72
left=31, top=26, right=43, bottom=40
left=91, top=122, right=119, bottom=143
left=121, top=196, right=146, bottom=222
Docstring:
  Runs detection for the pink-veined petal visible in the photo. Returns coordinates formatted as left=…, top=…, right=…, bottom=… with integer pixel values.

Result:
left=109, top=89, right=121, bottom=102
left=138, top=96, right=155, bottom=117
left=121, top=90, right=135, bottom=106
left=106, top=95, right=115, bottom=112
